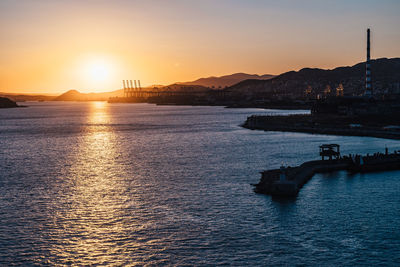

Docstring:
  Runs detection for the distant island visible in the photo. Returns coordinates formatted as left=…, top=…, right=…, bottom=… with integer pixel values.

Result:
left=0, top=97, right=19, bottom=108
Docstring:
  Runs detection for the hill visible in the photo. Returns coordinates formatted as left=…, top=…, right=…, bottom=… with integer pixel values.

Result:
left=154, top=84, right=210, bottom=92
left=227, top=58, right=400, bottom=97
left=178, top=73, right=275, bottom=88
left=0, top=93, right=55, bottom=102
left=53, top=89, right=123, bottom=101
left=54, top=85, right=209, bottom=101
left=52, top=73, right=273, bottom=101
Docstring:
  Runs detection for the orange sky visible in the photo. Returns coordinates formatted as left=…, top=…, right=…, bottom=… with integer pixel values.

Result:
left=1, top=0, right=399, bottom=94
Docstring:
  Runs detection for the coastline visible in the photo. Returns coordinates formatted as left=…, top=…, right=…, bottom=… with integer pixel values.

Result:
left=108, top=96, right=311, bottom=110
left=0, top=97, right=19, bottom=109
left=243, top=114, right=400, bottom=140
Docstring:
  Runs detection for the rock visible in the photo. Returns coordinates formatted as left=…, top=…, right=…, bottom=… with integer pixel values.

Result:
left=0, top=97, right=18, bottom=108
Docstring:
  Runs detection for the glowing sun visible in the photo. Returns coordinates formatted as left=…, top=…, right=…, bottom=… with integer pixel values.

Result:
left=84, top=59, right=112, bottom=83
left=74, top=54, right=122, bottom=92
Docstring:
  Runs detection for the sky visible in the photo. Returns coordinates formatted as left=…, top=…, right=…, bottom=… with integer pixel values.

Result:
left=1, top=0, right=399, bottom=94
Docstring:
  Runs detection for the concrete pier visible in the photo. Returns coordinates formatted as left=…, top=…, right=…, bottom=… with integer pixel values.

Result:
left=254, top=148, right=400, bottom=197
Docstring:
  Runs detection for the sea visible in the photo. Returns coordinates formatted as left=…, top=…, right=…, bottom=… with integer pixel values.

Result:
left=0, top=102, right=399, bottom=266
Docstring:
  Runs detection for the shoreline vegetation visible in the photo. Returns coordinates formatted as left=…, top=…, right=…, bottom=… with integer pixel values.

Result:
left=243, top=114, right=400, bottom=140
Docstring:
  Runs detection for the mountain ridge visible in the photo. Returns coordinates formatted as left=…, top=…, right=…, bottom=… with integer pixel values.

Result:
left=177, top=73, right=275, bottom=88
left=53, top=89, right=123, bottom=101
left=50, top=59, right=400, bottom=101
left=228, top=58, right=400, bottom=97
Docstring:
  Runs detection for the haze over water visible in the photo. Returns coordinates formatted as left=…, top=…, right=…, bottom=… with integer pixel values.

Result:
left=1, top=102, right=400, bottom=265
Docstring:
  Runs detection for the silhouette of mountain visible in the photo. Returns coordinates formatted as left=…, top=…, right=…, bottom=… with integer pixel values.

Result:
left=154, top=84, right=210, bottom=92
left=53, top=73, right=274, bottom=101
left=54, top=85, right=209, bottom=101
left=227, top=58, right=400, bottom=97
left=0, top=93, right=55, bottom=102
left=54, top=89, right=123, bottom=101
left=54, top=59, right=400, bottom=102
left=178, top=73, right=275, bottom=88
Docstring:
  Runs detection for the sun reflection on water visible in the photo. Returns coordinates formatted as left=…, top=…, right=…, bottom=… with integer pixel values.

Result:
left=88, top=101, right=109, bottom=124
left=48, top=102, right=136, bottom=265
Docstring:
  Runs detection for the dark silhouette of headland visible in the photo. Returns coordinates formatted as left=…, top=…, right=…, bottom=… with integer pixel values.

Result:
left=0, top=97, right=18, bottom=108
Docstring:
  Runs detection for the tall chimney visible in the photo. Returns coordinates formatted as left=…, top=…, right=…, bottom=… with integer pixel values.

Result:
left=129, top=80, right=133, bottom=89
left=134, top=80, right=137, bottom=89
left=365, top=28, right=372, bottom=96
left=138, top=80, right=141, bottom=90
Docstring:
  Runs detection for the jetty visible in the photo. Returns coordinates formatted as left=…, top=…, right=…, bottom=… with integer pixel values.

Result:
left=255, top=144, right=400, bottom=197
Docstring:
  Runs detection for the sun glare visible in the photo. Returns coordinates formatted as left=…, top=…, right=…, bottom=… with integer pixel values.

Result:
left=75, top=56, right=119, bottom=91
left=84, top=60, right=112, bottom=83
left=89, top=64, right=109, bottom=82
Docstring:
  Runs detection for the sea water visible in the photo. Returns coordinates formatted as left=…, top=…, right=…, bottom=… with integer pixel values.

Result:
left=0, top=102, right=399, bottom=266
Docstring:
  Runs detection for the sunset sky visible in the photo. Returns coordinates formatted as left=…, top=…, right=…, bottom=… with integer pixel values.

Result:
left=1, top=0, right=399, bottom=94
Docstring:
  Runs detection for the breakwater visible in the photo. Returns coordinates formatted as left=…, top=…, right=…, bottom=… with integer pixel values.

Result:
left=255, top=150, right=400, bottom=197
left=243, top=114, right=400, bottom=140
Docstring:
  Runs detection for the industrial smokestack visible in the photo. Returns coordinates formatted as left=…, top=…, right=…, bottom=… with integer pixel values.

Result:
left=123, top=80, right=126, bottom=89
left=129, top=80, right=133, bottom=89
left=134, top=80, right=137, bottom=89
left=138, top=80, right=141, bottom=90
left=365, top=28, right=372, bottom=96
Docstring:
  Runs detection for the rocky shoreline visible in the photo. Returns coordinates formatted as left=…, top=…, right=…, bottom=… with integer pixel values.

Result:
left=0, top=97, right=19, bottom=109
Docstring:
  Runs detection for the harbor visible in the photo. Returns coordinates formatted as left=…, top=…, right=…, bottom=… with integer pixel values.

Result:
left=255, top=144, right=400, bottom=197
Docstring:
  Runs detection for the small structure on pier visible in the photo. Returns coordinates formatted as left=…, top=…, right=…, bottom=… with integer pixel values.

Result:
left=319, top=144, right=340, bottom=160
